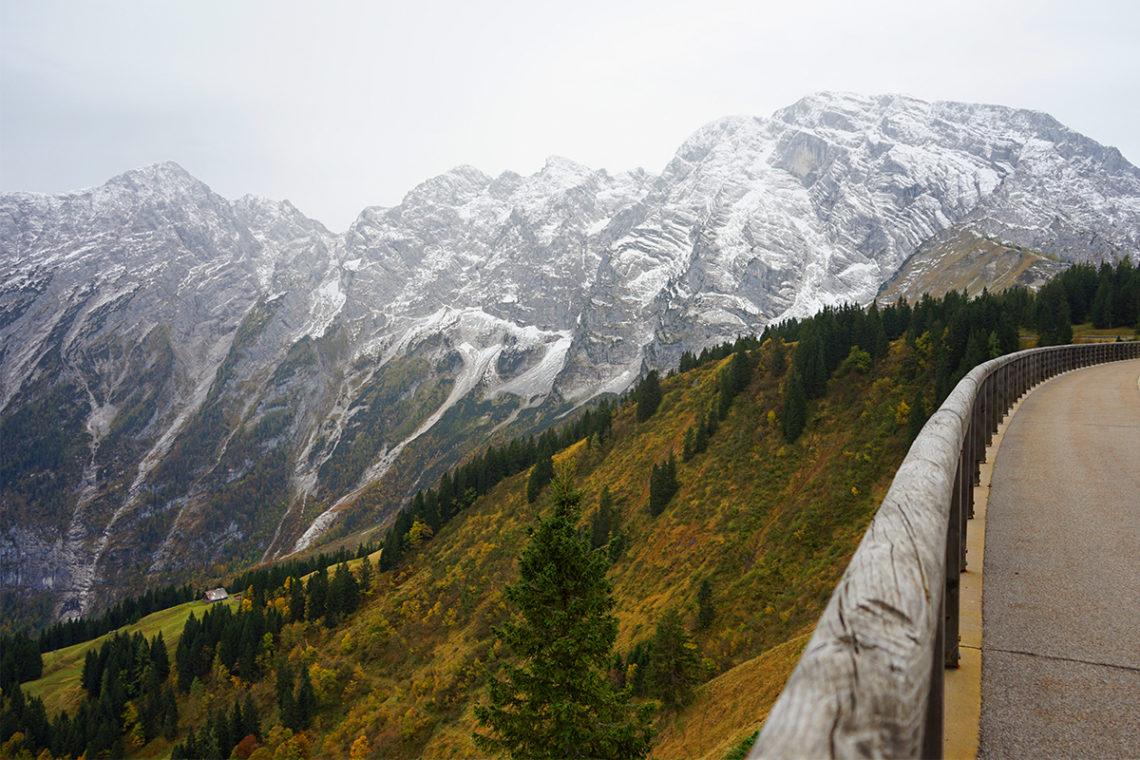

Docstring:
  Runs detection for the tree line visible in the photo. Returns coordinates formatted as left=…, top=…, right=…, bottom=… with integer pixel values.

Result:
left=379, top=400, right=615, bottom=571
left=1, top=630, right=179, bottom=758
left=1055, top=258, right=1140, bottom=329
left=36, top=583, right=198, bottom=654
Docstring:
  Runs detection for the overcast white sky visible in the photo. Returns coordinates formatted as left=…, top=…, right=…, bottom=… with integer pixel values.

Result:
left=2, top=0, right=1138, bottom=231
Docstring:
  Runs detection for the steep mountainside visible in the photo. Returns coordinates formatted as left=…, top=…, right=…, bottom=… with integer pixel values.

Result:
left=877, top=230, right=1068, bottom=301
left=19, top=337, right=931, bottom=760
left=3, top=93, right=1139, bottom=627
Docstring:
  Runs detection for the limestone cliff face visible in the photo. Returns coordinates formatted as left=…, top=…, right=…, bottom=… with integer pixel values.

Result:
left=3, top=93, right=1138, bottom=627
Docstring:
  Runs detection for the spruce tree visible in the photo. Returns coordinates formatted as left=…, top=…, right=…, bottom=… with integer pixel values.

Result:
left=199, top=722, right=221, bottom=760
left=306, top=568, right=329, bottom=622
left=356, top=553, right=374, bottom=595
left=636, top=370, right=662, bottom=422
left=646, top=607, right=702, bottom=710
left=162, top=685, right=179, bottom=741
left=704, top=408, right=719, bottom=438
left=767, top=337, right=787, bottom=377
left=908, top=389, right=927, bottom=443
left=526, top=445, right=555, bottom=504
left=275, top=660, right=294, bottom=718
left=590, top=486, right=615, bottom=550
left=647, top=454, right=679, bottom=517
left=288, top=575, right=307, bottom=623
left=1036, top=281, right=1072, bottom=346
left=729, top=344, right=752, bottom=393
left=228, top=702, right=244, bottom=749
left=781, top=371, right=807, bottom=443
left=997, top=311, right=1020, bottom=355
left=329, top=560, right=360, bottom=622
left=294, top=668, right=316, bottom=730
left=694, top=415, right=709, bottom=455
left=717, top=370, right=734, bottom=419
left=379, top=522, right=404, bottom=572
left=241, top=692, right=261, bottom=741
left=474, top=468, right=652, bottom=758
left=696, top=579, right=715, bottom=631
left=150, top=632, right=170, bottom=682
left=794, top=331, right=828, bottom=399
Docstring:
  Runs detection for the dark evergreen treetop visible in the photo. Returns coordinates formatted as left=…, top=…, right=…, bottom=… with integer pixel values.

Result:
left=636, top=370, right=662, bottom=422
left=646, top=607, right=703, bottom=710
left=525, top=444, right=555, bottom=504
left=781, top=370, right=807, bottom=443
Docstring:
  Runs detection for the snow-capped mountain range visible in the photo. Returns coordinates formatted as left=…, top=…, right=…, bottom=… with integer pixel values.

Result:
left=2, top=92, right=1138, bottom=625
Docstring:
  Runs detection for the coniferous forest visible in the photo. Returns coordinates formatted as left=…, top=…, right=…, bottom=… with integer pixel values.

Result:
left=1, top=260, right=1137, bottom=759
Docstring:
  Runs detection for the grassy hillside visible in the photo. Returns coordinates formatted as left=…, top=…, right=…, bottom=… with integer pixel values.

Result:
left=4, top=339, right=929, bottom=760
left=22, top=598, right=239, bottom=718
left=877, top=229, right=1066, bottom=302
left=142, top=339, right=922, bottom=760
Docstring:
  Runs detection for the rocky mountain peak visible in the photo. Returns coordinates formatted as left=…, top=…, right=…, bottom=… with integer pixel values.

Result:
left=400, top=164, right=492, bottom=208
left=3, top=93, right=1139, bottom=627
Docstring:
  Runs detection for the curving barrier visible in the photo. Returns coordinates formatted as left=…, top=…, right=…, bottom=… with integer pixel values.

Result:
left=748, top=340, right=1140, bottom=759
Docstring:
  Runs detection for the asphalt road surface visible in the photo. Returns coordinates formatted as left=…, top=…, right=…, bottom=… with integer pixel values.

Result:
left=978, top=358, right=1140, bottom=758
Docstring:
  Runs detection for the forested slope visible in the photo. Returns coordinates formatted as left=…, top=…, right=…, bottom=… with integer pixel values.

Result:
left=3, top=260, right=1138, bottom=760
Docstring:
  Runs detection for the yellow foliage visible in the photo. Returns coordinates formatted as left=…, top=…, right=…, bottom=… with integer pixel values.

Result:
left=400, top=706, right=429, bottom=741
left=309, top=662, right=338, bottom=705
left=914, top=330, right=934, bottom=362
left=121, top=701, right=139, bottom=733
left=262, top=631, right=277, bottom=660
left=212, top=656, right=231, bottom=684
left=350, top=733, right=372, bottom=760
left=272, top=730, right=311, bottom=760
left=127, top=722, right=146, bottom=750
left=1, top=733, right=25, bottom=758
left=399, top=596, right=422, bottom=619
left=342, top=663, right=366, bottom=701
left=404, top=519, right=434, bottom=549
left=894, top=399, right=910, bottom=425
left=172, top=337, right=926, bottom=759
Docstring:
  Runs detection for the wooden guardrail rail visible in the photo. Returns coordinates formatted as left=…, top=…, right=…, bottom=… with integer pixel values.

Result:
left=748, top=341, right=1140, bottom=759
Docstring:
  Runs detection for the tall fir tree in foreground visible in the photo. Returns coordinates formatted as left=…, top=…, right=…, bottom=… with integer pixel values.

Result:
left=474, top=467, right=653, bottom=759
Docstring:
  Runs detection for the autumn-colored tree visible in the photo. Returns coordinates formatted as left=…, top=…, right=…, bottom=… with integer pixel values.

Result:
left=350, top=732, right=372, bottom=760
